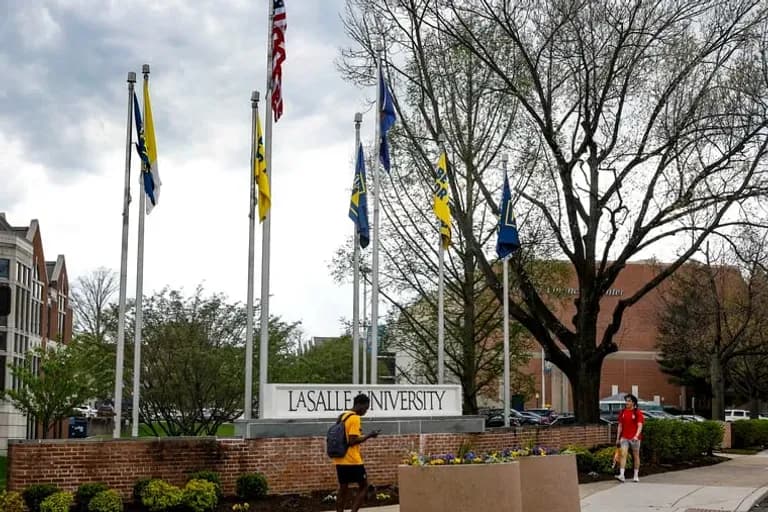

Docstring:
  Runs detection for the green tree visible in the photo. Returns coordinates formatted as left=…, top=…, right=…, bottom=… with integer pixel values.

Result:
left=103, top=287, right=303, bottom=436
left=5, top=345, right=99, bottom=438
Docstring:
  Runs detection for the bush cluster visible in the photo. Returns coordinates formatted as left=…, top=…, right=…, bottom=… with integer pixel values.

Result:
left=139, top=477, right=225, bottom=511
left=22, top=484, right=60, bottom=512
left=642, top=419, right=723, bottom=463
left=732, top=420, right=768, bottom=449
left=88, top=490, right=123, bottom=512
left=564, top=419, right=723, bottom=473
left=76, top=482, right=109, bottom=512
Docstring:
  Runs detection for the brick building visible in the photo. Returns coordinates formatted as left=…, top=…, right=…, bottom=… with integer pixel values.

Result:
left=524, top=261, right=685, bottom=412
left=0, top=214, right=73, bottom=454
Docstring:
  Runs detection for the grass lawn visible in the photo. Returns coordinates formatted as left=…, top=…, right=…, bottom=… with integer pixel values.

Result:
left=0, top=455, right=6, bottom=489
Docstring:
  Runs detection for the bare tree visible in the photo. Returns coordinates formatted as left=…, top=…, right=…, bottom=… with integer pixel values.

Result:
left=338, top=0, right=547, bottom=412
left=71, top=268, right=117, bottom=342
left=392, top=0, right=768, bottom=422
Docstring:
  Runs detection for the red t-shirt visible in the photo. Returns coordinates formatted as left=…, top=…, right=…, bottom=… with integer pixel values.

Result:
left=618, top=408, right=644, bottom=440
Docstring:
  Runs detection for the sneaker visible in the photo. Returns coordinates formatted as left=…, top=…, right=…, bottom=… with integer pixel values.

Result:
left=633, top=476, right=639, bottom=482
left=616, top=475, right=625, bottom=483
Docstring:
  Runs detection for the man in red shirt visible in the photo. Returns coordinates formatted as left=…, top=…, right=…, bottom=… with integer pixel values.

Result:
left=615, top=393, right=644, bottom=482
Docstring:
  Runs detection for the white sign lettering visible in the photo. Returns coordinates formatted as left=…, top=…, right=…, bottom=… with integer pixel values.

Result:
left=261, top=384, right=463, bottom=419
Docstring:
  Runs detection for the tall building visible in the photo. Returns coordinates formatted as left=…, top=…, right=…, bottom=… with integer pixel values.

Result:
left=0, top=214, right=73, bottom=454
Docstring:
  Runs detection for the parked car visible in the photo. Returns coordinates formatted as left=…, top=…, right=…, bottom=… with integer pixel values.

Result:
left=526, top=408, right=557, bottom=423
left=96, top=404, right=115, bottom=418
left=518, top=411, right=544, bottom=425
left=72, top=405, right=97, bottom=418
left=482, top=408, right=521, bottom=428
left=679, top=414, right=708, bottom=422
left=725, top=409, right=749, bottom=422
left=549, top=414, right=578, bottom=427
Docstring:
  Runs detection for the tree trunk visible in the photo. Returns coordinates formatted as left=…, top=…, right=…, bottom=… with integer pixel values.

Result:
left=710, top=354, right=726, bottom=421
left=571, top=363, right=603, bottom=423
left=749, top=395, right=760, bottom=419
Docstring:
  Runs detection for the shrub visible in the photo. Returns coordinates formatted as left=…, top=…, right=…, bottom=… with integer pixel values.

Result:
left=0, top=490, right=28, bottom=512
left=187, top=470, right=222, bottom=500
left=76, top=483, right=109, bottom=512
left=699, top=421, right=724, bottom=455
left=182, top=479, right=218, bottom=512
left=140, top=480, right=183, bottom=512
left=23, top=484, right=60, bottom=512
left=132, top=478, right=153, bottom=504
left=593, top=446, right=632, bottom=474
left=733, top=420, right=768, bottom=448
left=562, top=445, right=597, bottom=473
left=236, top=473, right=268, bottom=500
left=88, top=490, right=123, bottom=512
left=40, top=491, right=74, bottom=512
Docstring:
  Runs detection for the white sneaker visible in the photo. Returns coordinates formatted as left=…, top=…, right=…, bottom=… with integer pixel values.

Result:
left=633, top=476, right=639, bottom=482
left=616, top=475, right=625, bottom=483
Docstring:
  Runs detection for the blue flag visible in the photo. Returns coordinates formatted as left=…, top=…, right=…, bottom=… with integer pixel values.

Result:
left=496, top=172, right=520, bottom=259
left=133, top=92, right=150, bottom=170
left=349, top=143, right=370, bottom=248
left=379, top=74, right=396, bottom=172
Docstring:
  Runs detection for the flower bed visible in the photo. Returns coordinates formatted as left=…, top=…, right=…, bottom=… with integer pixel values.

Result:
left=399, top=446, right=579, bottom=512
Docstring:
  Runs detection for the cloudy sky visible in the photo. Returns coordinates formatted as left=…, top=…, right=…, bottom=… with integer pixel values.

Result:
left=0, top=0, right=373, bottom=340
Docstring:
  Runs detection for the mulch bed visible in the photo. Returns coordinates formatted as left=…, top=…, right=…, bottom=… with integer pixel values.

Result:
left=122, top=457, right=728, bottom=511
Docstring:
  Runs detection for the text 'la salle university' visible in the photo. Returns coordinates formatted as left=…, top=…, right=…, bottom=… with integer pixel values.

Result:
left=287, top=389, right=447, bottom=413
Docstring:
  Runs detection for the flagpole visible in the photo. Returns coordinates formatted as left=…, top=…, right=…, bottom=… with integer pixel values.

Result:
left=245, top=91, right=259, bottom=420
left=371, top=49, right=382, bottom=385
left=130, top=64, right=150, bottom=438
left=259, top=0, right=276, bottom=416
left=501, top=154, right=511, bottom=428
left=352, top=112, right=362, bottom=385
left=437, top=134, right=446, bottom=385
left=114, top=71, right=135, bottom=439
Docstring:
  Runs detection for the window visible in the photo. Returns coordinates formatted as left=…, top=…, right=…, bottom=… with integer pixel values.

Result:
left=0, top=258, right=8, bottom=279
left=0, top=332, right=5, bottom=351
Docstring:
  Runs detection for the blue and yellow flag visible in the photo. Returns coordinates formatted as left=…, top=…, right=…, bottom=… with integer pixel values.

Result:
left=349, top=143, right=370, bottom=248
left=141, top=79, right=160, bottom=214
left=379, top=74, right=397, bottom=172
left=433, top=151, right=451, bottom=248
left=496, top=172, right=520, bottom=259
left=254, top=108, right=271, bottom=222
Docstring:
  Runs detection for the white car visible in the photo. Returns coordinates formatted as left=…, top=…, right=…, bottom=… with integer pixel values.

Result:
left=73, top=405, right=97, bottom=418
left=724, top=409, right=749, bottom=421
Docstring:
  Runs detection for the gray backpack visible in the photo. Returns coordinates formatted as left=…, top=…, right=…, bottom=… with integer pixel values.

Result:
left=326, top=412, right=354, bottom=458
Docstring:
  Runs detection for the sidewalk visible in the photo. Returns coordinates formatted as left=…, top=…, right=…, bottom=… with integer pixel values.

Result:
left=327, top=451, right=768, bottom=512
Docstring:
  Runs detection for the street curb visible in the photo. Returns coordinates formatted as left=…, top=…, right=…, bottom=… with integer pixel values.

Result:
left=736, top=485, right=768, bottom=511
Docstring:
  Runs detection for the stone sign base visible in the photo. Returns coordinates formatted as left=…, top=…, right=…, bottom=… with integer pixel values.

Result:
left=235, top=415, right=485, bottom=438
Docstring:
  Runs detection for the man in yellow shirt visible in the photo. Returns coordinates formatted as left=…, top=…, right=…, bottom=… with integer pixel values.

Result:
left=332, top=393, right=380, bottom=512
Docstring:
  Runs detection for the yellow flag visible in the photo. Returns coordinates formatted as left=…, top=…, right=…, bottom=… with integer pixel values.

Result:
left=433, top=151, right=451, bottom=248
left=254, top=110, right=271, bottom=221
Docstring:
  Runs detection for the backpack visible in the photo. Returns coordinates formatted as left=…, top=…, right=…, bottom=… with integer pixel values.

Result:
left=326, top=412, right=354, bottom=458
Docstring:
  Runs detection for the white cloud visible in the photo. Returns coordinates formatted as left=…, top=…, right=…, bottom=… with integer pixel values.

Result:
left=1, top=0, right=375, bottom=339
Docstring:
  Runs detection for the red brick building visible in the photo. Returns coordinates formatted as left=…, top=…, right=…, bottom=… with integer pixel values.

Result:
left=0, top=214, right=74, bottom=453
left=523, top=261, right=686, bottom=412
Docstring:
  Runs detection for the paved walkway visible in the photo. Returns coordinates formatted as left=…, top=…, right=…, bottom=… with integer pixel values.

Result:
left=326, top=451, right=768, bottom=512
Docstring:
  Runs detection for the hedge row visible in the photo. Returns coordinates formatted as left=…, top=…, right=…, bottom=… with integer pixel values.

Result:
left=732, top=420, right=768, bottom=449
left=565, top=419, right=723, bottom=473
left=13, top=471, right=268, bottom=512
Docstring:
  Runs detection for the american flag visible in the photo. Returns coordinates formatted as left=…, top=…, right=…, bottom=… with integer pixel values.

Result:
left=271, top=0, right=287, bottom=122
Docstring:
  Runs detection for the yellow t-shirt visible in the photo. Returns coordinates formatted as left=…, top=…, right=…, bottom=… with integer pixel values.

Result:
left=332, top=411, right=363, bottom=465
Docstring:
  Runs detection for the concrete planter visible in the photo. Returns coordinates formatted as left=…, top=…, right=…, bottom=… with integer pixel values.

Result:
left=517, top=454, right=580, bottom=512
left=398, top=462, right=523, bottom=512
left=398, top=454, right=580, bottom=512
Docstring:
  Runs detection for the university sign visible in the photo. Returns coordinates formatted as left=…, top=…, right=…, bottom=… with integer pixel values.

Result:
left=261, top=383, right=463, bottom=419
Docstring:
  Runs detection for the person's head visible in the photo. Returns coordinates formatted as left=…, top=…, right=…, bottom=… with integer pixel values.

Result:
left=353, top=394, right=371, bottom=415
left=624, top=394, right=638, bottom=410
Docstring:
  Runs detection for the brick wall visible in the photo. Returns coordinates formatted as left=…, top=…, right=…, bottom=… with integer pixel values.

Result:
left=7, top=425, right=610, bottom=499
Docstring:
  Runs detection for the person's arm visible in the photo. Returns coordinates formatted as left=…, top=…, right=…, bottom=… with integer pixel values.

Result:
left=616, top=412, right=623, bottom=445
left=347, top=430, right=380, bottom=446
